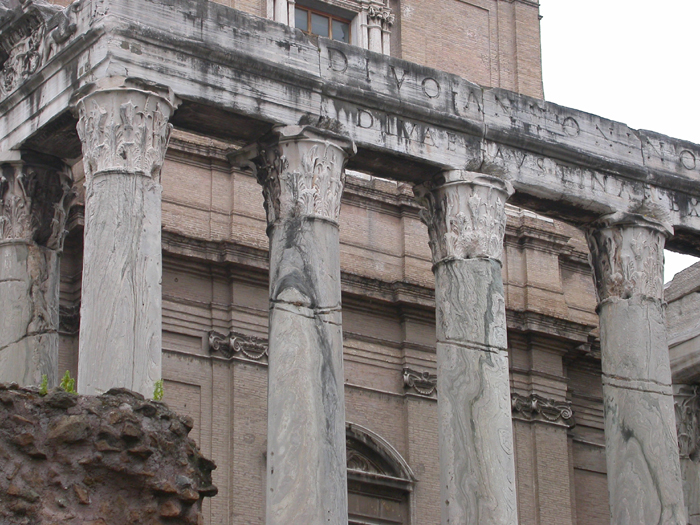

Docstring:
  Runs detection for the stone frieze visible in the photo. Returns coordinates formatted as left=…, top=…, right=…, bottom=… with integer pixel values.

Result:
left=0, top=0, right=77, bottom=97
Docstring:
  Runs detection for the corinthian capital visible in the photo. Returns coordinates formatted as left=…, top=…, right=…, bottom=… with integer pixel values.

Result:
left=255, top=125, right=356, bottom=227
left=586, top=212, right=671, bottom=302
left=0, top=153, right=73, bottom=249
left=414, top=170, right=513, bottom=264
left=74, top=87, right=178, bottom=180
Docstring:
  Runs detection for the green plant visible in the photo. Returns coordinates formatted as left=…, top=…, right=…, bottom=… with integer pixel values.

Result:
left=153, top=379, right=164, bottom=401
left=39, top=374, right=48, bottom=396
left=59, top=370, right=76, bottom=394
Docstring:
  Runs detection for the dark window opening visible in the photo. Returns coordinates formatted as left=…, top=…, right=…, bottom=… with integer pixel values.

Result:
left=295, top=5, right=350, bottom=43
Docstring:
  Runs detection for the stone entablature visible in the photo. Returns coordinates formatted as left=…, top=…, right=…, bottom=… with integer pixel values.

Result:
left=2, top=0, right=700, bottom=252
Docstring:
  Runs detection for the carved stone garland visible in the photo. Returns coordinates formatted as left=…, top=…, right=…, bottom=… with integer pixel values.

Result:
left=511, top=393, right=575, bottom=428
left=414, top=170, right=513, bottom=264
left=208, top=330, right=268, bottom=362
left=403, top=368, right=437, bottom=397
left=586, top=212, right=670, bottom=302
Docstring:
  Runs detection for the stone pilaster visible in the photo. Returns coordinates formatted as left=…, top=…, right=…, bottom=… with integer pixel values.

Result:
left=415, top=170, right=517, bottom=525
left=74, top=85, right=178, bottom=397
left=586, top=213, right=686, bottom=524
left=256, top=125, right=355, bottom=525
left=0, top=152, right=72, bottom=388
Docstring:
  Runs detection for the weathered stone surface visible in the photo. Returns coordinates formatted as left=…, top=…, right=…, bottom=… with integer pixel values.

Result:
left=0, top=383, right=217, bottom=525
left=0, top=154, right=72, bottom=388
left=588, top=215, right=686, bottom=524
left=251, top=126, right=354, bottom=525
left=74, top=85, right=178, bottom=397
left=416, top=172, right=517, bottom=525
left=3, top=0, right=700, bottom=248
left=674, top=385, right=700, bottom=525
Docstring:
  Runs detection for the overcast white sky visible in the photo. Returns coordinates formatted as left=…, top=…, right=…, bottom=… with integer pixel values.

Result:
left=539, top=0, right=700, bottom=282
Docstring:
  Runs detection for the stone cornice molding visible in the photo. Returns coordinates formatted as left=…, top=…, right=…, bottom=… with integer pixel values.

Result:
left=74, top=85, right=180, bottom=181
left=511, top=393, right=575, bottom=428
left=208, top=330, right=269, bottom=362
left=414, top=170, right=514, bottom=264
left=403, top=367, right=437, bottom=396
left=586, top=212, right=672, bottom=303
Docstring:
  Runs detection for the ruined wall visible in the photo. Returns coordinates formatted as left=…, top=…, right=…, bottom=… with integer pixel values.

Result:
left=0, top=383, right=216, bottom=525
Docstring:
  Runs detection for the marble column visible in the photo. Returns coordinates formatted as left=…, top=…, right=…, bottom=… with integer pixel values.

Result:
left=256, top=125, right=355, bottom=525
left=586, top=213, right=686, bottom=524
left=0, top=152, right=72, bottom=388
left=74, top=85, right=178, bottom=397
left=415, top=170, right=518, bottom=525
left=674, top=384, right=700, bottom=525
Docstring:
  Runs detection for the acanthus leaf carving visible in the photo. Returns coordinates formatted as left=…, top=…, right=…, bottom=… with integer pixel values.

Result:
left=257, top=128, right=354, bottom=226
left=208, top=330, right=269, bottom=362
left=511, top=393, right=575, bottom=428
left=75, top=88, right=176, bottom=181
left=0, top=160, right=73, bottom=248
left=403, top=367, right=437, bottom=397
left=414, top=171, right=512, bottom=263
left=586, top=213, right=670, bottom=302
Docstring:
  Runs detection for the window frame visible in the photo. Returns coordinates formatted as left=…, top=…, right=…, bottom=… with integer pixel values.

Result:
left=295, top=5, right=351, bottom=43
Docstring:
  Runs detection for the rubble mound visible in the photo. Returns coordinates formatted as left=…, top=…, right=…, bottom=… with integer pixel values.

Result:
left=0, top=383, right=217, bottom=524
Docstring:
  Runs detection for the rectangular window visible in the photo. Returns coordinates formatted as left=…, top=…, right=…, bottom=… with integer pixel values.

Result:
left=295, top=6, right=350, bottom=43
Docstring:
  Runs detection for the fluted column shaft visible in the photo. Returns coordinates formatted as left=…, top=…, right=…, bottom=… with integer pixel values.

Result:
left=0, top=153, right=72, bottom=387
left=587, top=213, right=686, bottom=524
left=74, top=86, right=177, bottom=397
left=257, top=125, right=355, bottom=525
left=415, top=170, right=518, bottom=525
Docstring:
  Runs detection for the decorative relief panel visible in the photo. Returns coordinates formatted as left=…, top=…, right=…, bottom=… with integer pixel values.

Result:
left=675, top=385, right=700, bottom=460
left=403, top=368, right=437, bottom=397
left=208, top=330, right=268, bottom=362
left=586, top=213, right=670, bottom=302
left=511, top=393, right=575, bottom=428
left=0, top=1, right=77, bottom=97
left=75, top=88, right=176, bottom=180
left=0, top=161, right=73, bottom=249
left=414, top=171, right=513, bottom=264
